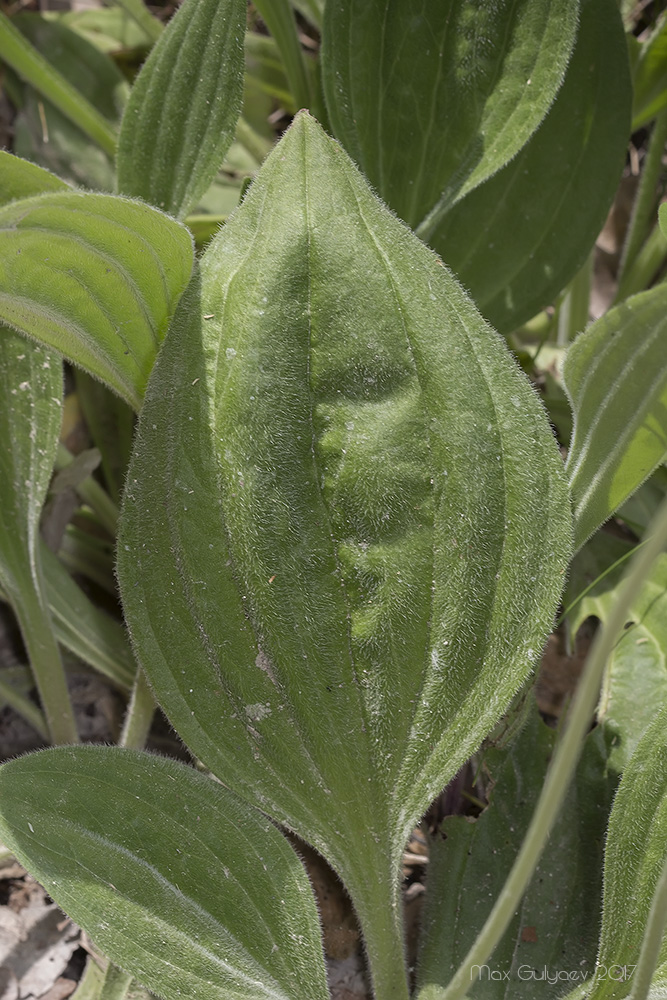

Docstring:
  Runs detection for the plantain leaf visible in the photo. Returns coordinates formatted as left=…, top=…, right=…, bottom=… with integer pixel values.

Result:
left=563, top=284, right=667, bottom=551
left=0, top=746, right=329, bottom=1000
left=321, top=0, right=578, bottom=230
left=118, top=112, right=571, bottom=996
left=415, top=709, right=617, bottom=998
left=428, top=0, right=630, bottom=334
left=0, top=327, right=77, bottom=743
left=0, top=149, right=68, bottom=203
left=116, top=0, right=246, bottom=218
left=0, top=191, right=194, bottom=411
left=581, top=703, right=667, bottom=999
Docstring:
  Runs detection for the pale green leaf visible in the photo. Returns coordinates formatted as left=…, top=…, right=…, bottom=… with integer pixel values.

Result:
left=416, top=710, right=617, bottom=998
left=0, top=149, right=68, bottom=204
left=0, top=747, right=329, bottom=1000
left=322, top=0, right=578, bottom=230
left=116, top=0, right=246, bottom=218
left=427, top=0, right=630, bottom=334
left=0, top=191, right=194, bottom=411
left=564, top=284, right=667, bottom=551
left=118, top=112, right=571, bottom=995
left=45, top=7, right=150, bottom=55
left=581, top=704, right=667, bottom=999
left=0, top=328, right=76, bottom=743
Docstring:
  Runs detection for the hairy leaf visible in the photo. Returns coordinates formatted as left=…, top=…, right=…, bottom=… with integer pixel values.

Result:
left=118, top=113, right=571, bottom=994
left=117, top=0, right=246, bottom=218
left=0, top=149, right=68, bottom=204
left=582, top=704, right=667, bottom=999
left=564, top=284, right=667, bottom=550
left=0, top=191, right=194, bottom=410
left=0, top=747, right=329, bottom=1000
left=322, top=0, right=578, bottom=229
left=429, top=0, right=630, bottom=333
left=416, top=710, right=617, bottom=998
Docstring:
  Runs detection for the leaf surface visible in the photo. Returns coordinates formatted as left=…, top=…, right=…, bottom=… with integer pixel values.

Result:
left=582, top=704, right=667, bottom=999
left=322, top=0, right=578, bottom=229
left=428, top=0, right=630, bottom=333
left=0, top=191, right=194, bottom=410
left=118, top=112, right=571, bottom=991
left=0, top=149, right=68, bottom=203
left=416, top=710, right=617, bottom=998
left=0, top=328, right=77, bottom=742
left=564, top=284, right=667, bottom=550
left=116, top=0, right=246, bottom=218
left=0, top=747, right=328, bottom=1000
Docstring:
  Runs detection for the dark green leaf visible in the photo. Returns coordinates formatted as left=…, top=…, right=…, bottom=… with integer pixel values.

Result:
left=116, top=0, right=246, bottom=218
left=118, top=112, right=571, bottom=994
left=0, top=747, right=329, bottom=1000
left=428, top=0, right=630, bottom=333
left=563, top=285, right=667, bottom=550
left=0, top=191, right=194, bottom=410
left=416, top=709, right=617, bottom=998
left=322, top=0, right=578, bottom=229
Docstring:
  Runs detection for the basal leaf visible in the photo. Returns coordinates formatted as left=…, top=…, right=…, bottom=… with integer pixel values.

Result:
left=118, top=113, right=571, bottom=995
left=428, top=0, right=630, bottom=334
left=322, top=0, right=578, bottom=229
left=582, top=704, right=667, bottom=999
left=0, top=149, right=68, bottom=205
left=0, top=191, right=194, bottom=410
left=116, top=0, right=246, bottom=218
left=416, top=709, right=617, bottom=998
left=564, top=284, right=667, bottom=551
left=0, top=747, right=329, bottom=1000
left=0, top=328, right=76, bottom=743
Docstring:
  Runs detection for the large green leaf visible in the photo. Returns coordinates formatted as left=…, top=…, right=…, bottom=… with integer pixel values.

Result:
left=321, top=0, right=578, bottom=230
left=428, top=0, right=630, bottom=334
left=564, top=284, right=667, bottom=551
left=416, top=709, right=617, bottom=998
left=580, top=704, right=667, bottom=999
left=0, top=747, right=329, bottom=1000
left=118, top=113, right=571, bottom=998
left=0, top=191, right=194, bottom=410
left=116, top=0, right=245, bottom=218
left=0, top=328, right=76, bottom=743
